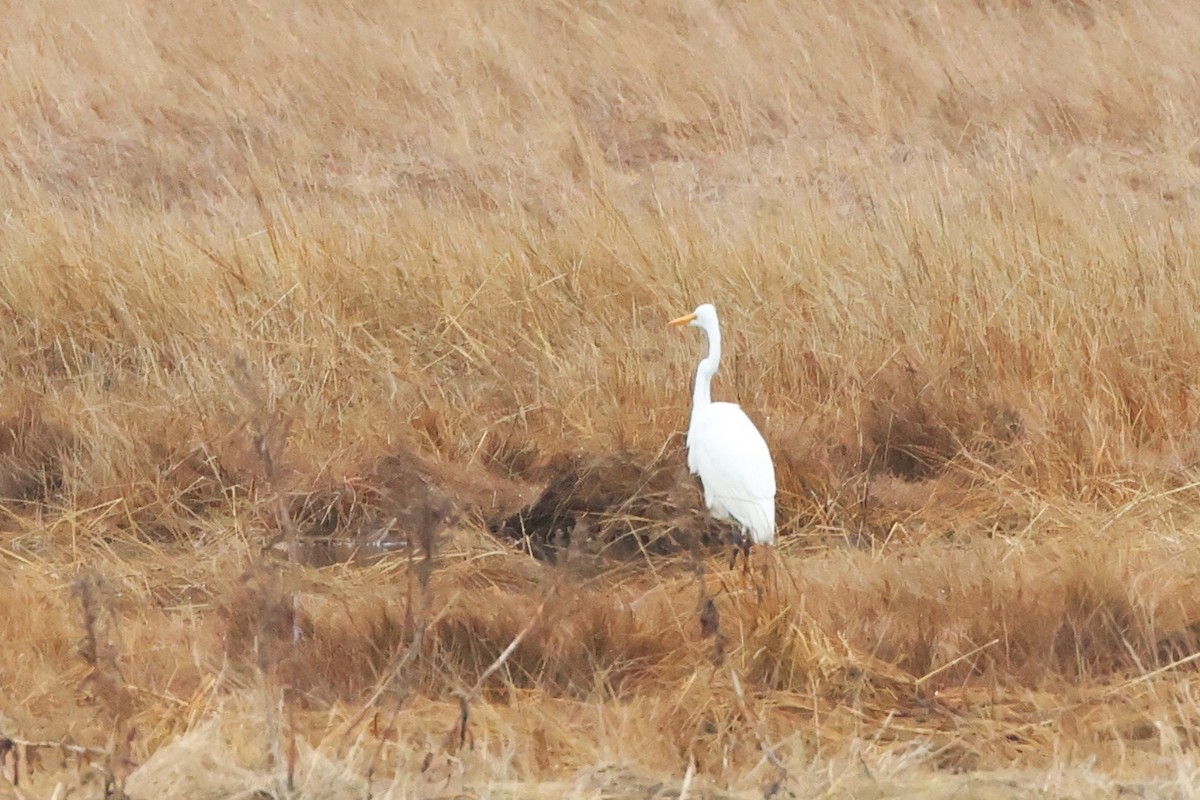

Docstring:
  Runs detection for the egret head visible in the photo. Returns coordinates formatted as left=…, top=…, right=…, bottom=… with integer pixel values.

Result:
left=668, top=303, right=719, bottom=332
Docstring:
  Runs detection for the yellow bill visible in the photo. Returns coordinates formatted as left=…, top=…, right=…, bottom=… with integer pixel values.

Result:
left=668, top=312, right=697, bottom=327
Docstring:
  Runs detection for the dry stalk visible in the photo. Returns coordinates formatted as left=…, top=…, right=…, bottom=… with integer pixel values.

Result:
left=915, top=639, right=999, bottom=688
left=227, top=358, right=302, bottom=795
left=72, top=570, right=136, bottom=798
left=677, top=755, right=697, bottom=800
left=355, top=595, right=460, bottom=796
left=696, top=566, right=726, bottom=664
left=726, top=666, right=788, bottom=787
left=353, top=487, right=452, bottom=792
left=434, top=590, right=555, bottom=767
left=0, top=737, right=107, bottom=763
left=0, top=739, right=10, bottom=788
left=345, top=595, right=459, bottom=745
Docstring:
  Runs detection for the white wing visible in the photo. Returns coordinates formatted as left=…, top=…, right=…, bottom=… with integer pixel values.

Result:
left=687, top=401, right=777, bottom=544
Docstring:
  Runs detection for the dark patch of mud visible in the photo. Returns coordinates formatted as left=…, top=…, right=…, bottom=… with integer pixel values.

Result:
left=488, top=450, right=728, bottom=563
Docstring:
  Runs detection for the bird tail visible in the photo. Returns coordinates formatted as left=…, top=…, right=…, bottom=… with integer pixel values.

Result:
left=744, top=502, right=776, bottom=545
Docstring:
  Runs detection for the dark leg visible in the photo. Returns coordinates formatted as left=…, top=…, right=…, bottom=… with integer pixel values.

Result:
left=728, top=529, right=752, bottom=573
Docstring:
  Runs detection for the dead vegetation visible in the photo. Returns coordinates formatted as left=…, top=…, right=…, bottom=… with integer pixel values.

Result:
left=7, top=0, right=1200, bottom=797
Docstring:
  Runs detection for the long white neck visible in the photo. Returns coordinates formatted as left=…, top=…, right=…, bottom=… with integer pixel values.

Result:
left=690, top=320, right=721, bottom=431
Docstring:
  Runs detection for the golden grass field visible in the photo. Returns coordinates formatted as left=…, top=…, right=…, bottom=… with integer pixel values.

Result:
left=8, top=0, right=1200, bottom=796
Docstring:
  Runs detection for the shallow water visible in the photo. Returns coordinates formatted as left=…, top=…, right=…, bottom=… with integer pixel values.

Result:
left=286, top=537, right=410, bottom=568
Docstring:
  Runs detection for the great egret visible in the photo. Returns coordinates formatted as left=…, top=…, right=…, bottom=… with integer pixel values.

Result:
left=669, top=303, right=776, bottom=566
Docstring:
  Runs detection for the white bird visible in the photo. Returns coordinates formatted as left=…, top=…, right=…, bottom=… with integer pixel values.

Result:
left=669, top=303, right=776, bottom=566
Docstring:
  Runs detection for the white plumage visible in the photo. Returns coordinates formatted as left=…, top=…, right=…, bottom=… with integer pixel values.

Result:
left=670, top=303, right=777, bottom=555
left=686, top=402, right=776, bottom=544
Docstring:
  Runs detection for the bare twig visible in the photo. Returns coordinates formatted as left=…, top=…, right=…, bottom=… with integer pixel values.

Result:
left=677, top=756, right=696, bottom=800
left=727, top=665, right=789, bottom=779
left=0, top=737, right=107, bottom=758
left=438, top=591, right=554, bottom=761
left=463, top=595, right=551, bottom=704
left=915, top=639, right=999, bottom=686
left=343, top=590, right=461, bottom=745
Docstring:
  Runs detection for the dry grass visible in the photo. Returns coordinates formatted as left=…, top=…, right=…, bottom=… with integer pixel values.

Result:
left=6, top=0, right=1200, bottom=796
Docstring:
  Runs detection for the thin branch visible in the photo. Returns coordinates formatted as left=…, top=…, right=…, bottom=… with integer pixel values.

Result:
left=916, top=639, right=999, bottom=686
left=1, top=736, right=108, bottom=757
left=727, top=665, right=788, bottom=775
left=464, top=593, right=551, bottom=704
